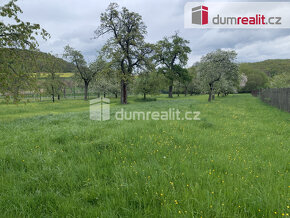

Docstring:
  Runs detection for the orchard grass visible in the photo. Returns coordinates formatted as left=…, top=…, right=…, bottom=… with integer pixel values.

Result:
left=0, top=94, right=289, bottom=217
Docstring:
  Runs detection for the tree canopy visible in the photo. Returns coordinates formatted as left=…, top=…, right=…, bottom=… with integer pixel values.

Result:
left=155, top=33, right=191, bottom=98
left=63, top=45, right=105, bottom=100
left=198, top=49, right=239, bottom=101
left=239, top=64, right=268, bottom=92
left=95, top=3, right=153, bottom=104
left=0, top=0, right=49, bottom=49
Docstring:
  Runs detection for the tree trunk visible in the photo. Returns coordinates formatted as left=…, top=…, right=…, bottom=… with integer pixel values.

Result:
left=52, top=85, right=55, bottom=103
left=104, top=92, right=106, bottom=98
left=63, top=88, right=66, bottom=98
left=208, top=84, right=213, bottom=102
left=168, top=85, right=173, bottom=98
left=121, top=79, right=127, bottom=104
left=184, top=87, right=188, bottom=96
left=58, top=94, right=60, bottom=100
left=212, top=94, right=215, bottom=100
left=144, top=93, right=146, bottom=100
left=115, top=93, right=118, bottom=98
left=208, top=92, right=212, bottom=102
left=84, top=81, right=89, bottom=100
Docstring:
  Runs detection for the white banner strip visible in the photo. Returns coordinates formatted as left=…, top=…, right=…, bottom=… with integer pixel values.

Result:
left=185, top=2, right=290, bottom=28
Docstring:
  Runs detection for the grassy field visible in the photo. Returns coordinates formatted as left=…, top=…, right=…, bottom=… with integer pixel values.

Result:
left=0, top=94, right=289, bottom=217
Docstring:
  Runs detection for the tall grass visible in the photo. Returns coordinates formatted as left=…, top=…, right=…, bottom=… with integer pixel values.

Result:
left=0, top=94, right=289, bottom=217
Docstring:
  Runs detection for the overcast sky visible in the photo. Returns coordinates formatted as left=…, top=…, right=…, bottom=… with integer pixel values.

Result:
left=14, top=0, right=290, bottom=65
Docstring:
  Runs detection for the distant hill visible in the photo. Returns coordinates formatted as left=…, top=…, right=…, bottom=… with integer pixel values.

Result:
left=2, top=49, right=289, bottom=79
left=0, top=48, right=75, bottom=73
left=241, top=59, right=290, bottom=77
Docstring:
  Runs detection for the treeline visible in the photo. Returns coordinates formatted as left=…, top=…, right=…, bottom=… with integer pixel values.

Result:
left=1, top=1, right=289, bottom=104
left=0, top=48, right=74, bottom=102
left=245, top=59, right=290, bottom=77
left=55, top=3, right=241, bottom=104
left=0, top=48, right=74, bottom=72
left=239, top=60, right=290, bottom=92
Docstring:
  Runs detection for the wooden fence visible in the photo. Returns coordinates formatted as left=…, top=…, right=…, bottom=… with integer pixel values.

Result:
left=252, top=88, right=290, bottom=112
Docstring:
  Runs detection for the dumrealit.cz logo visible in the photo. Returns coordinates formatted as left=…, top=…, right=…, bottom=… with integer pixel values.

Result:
left=185, top=2, right=290, bottom=28
left=192, top=5, right=208, bottom=25
left=89, top=98, right=201, bottom=122
left=90, top=97, right=110, bottom=121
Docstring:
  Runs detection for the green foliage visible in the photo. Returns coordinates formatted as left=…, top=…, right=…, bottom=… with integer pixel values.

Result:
left=0, top=48, right=38, bottom=102
left=0, top=48, right=74, bottom=73
left=187, top=66, right=202, bottom=95
left=95, top=3, right=152, bottom=104
left=244, top=59, right=290, bottom=77
left=0, top=95, right=288, bottom=217
left=37, top=52, right=75, bottom=74
left=134, top=71, right=163, bottom=99
left=92, top=66, right=119, bottom=98
left=0, top=0, right=49, bottom=49
left=239, top=64, right=268, bottom=92
left=0, top=48, right=74, bottom=102
left=0, top=0, right=49, bottom=102
left=270, top=72, right=290, bottom=88
left=198, top=49, right=239, bottom=101
left=63, top=45, right=105, bottom=100
left=215, top=77, right=237, bottom=96
left=155, top=33, right=191, bottom=97
left=41, top=53, right=65, bottom=102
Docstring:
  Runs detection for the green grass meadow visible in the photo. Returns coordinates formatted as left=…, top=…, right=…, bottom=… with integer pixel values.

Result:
left=0, top=94, right=289, bottom=217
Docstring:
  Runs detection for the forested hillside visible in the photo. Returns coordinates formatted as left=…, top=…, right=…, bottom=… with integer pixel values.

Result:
left=242, top=59, right=290, bottom=77
left=0, top=48, right=74, bottom=73
left=239, top=59, right=290, bottom=92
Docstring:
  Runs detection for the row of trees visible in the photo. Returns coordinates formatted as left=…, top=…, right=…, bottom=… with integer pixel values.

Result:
left=239, top=63, right=290, bottom=91
left=0, top=1, right=243, bottom=103
left=62, top=3, right=240, bottom=103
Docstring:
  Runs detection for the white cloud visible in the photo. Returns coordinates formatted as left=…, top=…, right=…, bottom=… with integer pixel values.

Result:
left=234, top=35, right=290, bottom=62
left=13, top=0, right=290, bottom=63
